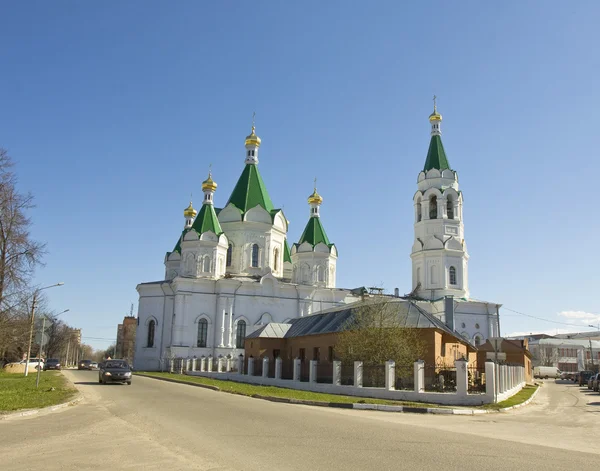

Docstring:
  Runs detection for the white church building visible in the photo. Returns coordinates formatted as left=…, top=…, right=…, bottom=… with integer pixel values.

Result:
left=134, top=104, right=501, bottom=371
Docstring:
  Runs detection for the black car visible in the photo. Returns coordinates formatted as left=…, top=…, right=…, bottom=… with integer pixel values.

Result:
left=578, top=370, right=594, bottom=386
left=99, top=360, right=132, bottom=385
left=78, top=359, right=93, bottom=370
left=44, top=358, right=61, bottom=371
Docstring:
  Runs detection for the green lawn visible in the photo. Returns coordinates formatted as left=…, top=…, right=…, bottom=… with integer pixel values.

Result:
left=482, top=385, right=539, bottom=410
left=136, top=372, right=455, bottom=408
left=0, top=371, right=78, bottom=412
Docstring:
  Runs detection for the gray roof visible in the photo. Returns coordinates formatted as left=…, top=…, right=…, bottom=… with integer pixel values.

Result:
left=538, top=338, right=600, bottom=348
left=246, top=323, right=291, bottom=339
left=280, top=298, right=468, bottom=342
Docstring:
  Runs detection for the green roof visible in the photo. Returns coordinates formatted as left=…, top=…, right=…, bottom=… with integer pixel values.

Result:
left=283, top=239, right=292, bottom=263
left=423, top=135, right=451, bottom=172
left=190, top=204, right=223, bottom=236
left=226, top=164, right=274, bottom=214
left=298, top=217, right=331, bottom=247
left=170, top=229, right=187, bottom=255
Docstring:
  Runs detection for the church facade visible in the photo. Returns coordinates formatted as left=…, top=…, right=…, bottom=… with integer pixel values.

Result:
left=134, top=104, right=500, bottom=370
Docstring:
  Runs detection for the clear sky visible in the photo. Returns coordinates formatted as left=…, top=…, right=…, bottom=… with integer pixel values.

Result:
left=1, top=1, right=598, bottom=349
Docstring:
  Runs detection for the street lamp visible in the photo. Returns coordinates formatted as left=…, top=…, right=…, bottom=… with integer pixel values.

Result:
left=24, top=282, right=65, bottom=376
left=35, top=309, right=69, bottom=388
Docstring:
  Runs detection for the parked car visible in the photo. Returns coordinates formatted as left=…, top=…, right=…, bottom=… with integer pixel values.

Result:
left=578, top=370, right=594, bottom=386
left=20, top=358, right=44, bottom=370
left=98, top=359, right=132, bottom=385
left=78, top=359, right=93, bottom=370
left=593, top=374, right=600, bottom=392
left=560, top=371, right=575, bottom=380
left=588, top=373, right=597, bottom=390
left=90, top=361, right=98, bottom=369
left=533, top=366, right=561, bottom=379
left=44, top=359, right=61, bottom=371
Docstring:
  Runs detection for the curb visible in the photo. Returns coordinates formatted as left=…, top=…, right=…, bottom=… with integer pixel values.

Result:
left=134, top=373, right=220, bottom=391
left=0, top=392, right=83, bottom=421
left=136, top=374, right=538, bottom=416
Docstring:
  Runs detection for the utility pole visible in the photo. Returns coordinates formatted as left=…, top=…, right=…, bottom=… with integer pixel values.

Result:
left=24, top=292, right=38, bottom=377
left=36, top=316, right=46, bottom=388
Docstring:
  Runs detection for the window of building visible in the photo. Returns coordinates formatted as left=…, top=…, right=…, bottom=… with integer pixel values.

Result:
left=447, top=197, right=454, bottom=219
left=235, top=321, right=246, bottom=348
left=299, top=348, right=306, bottom=361
left=313, top=347, right=320, bottom=361
left=251, top=150, right=255, bottom=156
left=416, top=199, right=422, bottom=222
left=474, top=335, right=481, bottom=347
left=273, top=248, right=279, bottom=271
left=328, top=346, right=334, bottom=361
left=226, top=244, right=233, bottom=267
left=475, top=323, right=480, bottom=329
left=461, top=322, right=466, bottom=328
left=449, top=266, right=457, bottom=285
left=247, top=150, right=251, bottom=157
left=147, top=320, right=155, bottom=348
left=318, top=265, right=325, bottom=282
left=429, top=195, right=437, bottom=219
left=203, top=256, right=210, bottom=273
left=197, top=319, right=208, bottom=348
left=251, top=244, right=259, bottom=268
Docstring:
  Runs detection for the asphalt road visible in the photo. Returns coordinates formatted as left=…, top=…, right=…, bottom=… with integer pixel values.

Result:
left=0, top=372, right=598, bottom=471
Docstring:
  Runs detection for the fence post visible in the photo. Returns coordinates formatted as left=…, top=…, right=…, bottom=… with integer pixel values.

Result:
left=262, top=357, right=269, bottom=378
left=414, top=360, right=424, bottom=393
left=169, top=358, right=174, bottom=373
left=217, top=356, right=224, bottom=373
left=178, top=358, right=184, bottom=374
left=275, top=357, right=283, bottom=379
left=191, top=357, right=197, bottom=372
left=225, top=357, right=231, bottom=373
left=207, top=355, right=213, bottom=373
left=485, top=360, right=496, bottom=402
left=200, top=356, right=206, bottom=372
left=293, top=358, right=301, bottom=381
left=238, top=354, right=244, bottom=374
left=185, top=358, right=190, bottom=373
left=385, top=360, right=395, bottom=391
left=309, top=360, right=317, bottom=383
left=455, top=358, right=468, bottom=396
left=354, top=361, right=363, bottom=388
left=332, top=361, right=341, bottom=386
left=247, top=357, right=255, bottom=376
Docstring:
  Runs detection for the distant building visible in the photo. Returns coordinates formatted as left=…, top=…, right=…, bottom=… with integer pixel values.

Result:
left=528, top=338, right=600, bottom=372
left=116, top=316, right=136, bottom=364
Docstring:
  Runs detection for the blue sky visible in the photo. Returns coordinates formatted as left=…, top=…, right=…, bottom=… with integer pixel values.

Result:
left=1, top=2, right=598, bottom=349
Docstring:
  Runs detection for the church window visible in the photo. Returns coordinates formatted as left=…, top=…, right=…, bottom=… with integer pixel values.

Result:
left=247, top=150, right=251, bottom=156
left=273, top=248, right=279, bottom=271
left=449, top=266, right=457, bottom=285
left=236, top=321, right=246, bottom=348
left=251, top=244, right=259, bottom=267
left=147, top=320, right=155, bottom=348
left=197, top=319, right=208, bottom=348
left=252, top=150, right=255, bottom=156
left=227, top=244, right=232, bottom=267
left=475, top=323, right=480, bottom=329
left=429, top=195, right=438, bottom=219
left=474, top=335, right=482, bottom=347
left=447, top=197, right=454, bottom=219
left=203, top=256, right=211, bottom=273
left=416, top=198, right=422, bottom=222
left=318, top=265, right=325, bottom=282
left=430, top=265, right=438, bottom=284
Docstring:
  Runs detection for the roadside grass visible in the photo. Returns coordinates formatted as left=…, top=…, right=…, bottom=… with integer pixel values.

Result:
left=0, top=371, right=77, bottom=412
left=136, top=372, right=455, bottom=408
left=482, top=385, right=538, bottom=410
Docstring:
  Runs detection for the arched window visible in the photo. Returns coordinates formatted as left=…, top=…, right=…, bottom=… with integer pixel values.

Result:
left=273, top=248, right=279, bottom=271
left=251, top=244, right=259, bottom=268
left=474, top=335, right=482, bottom=347
left=197, top=319, right=208, bottom=348
left=203, top=256, right=211, bottom=273
left=429, top=195, right=438, bottom=219
left=417, top=267, right=421, bottom=285
left=147, top=320, right=155, bottom=348
left=430, top=265, right=438, bottom=285
left=449, top=266, right=457, bottom=285
left=226, top=244, right=233, bottom=267
left=236, top=321, right=246, bottom=348
left=416, top=198, right=422, bottom=222
left=318, top=265, right=325, bottom=282
left=447, top=197, right=454, bottom=219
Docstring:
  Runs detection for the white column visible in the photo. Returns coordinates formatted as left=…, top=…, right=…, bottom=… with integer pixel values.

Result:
left=217, top=356, right=224, bottom=373
left=275, top=357, right=283, bottom=379
left=225, top=357, right=231, bottom=372
left=332, top=361, right=341, bottom=386
left=262, top=357, right=269, bottom=378
left=247, top=357, right=255, bottom=376
left=191, top=358, right=197, bottom=372
left=185, top=358, right=190, bottom=372
left=219, top=307, right=226, bottom=348
left=485, top=361, right=496, bottom=402
left=173, top=295, right=184, bottom=345
left=385, top=360, right=395, bottom=391
left=227, top=298, right=234, bottom=348
left=354, top=361, right=363, bottom=388
left=293, top=358, right=301, bottom=381
left=455, top=359, right=468, bottom=397
left=309, top=360, right=317, bottom=383
left=414, top=360, right=425, bottom=393
left=207, top=355, right=213, bottom=372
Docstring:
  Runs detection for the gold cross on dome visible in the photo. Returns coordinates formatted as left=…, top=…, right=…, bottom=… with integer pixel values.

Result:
left=313, top=177, right=317, bottom=191
left=433, top=95, right=437, bottom=112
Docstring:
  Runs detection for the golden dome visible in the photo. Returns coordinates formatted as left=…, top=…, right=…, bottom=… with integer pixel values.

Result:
left=245, top=125, right=262, bottom=147
left=184, top=201, right=197, bottom=218
left=307, top=189, right=323, bottom=205
left=429, top=95, right=442, bottom=122
left=202, top=172, right=217, bottom=192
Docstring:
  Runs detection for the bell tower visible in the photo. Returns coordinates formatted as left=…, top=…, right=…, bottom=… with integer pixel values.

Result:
left=411, top=98, right=469, bottom=299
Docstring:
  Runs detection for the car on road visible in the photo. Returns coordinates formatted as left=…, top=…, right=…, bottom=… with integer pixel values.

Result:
left=78, top=359, right=93, bottom=370
left=588, top=373, right=598, bottom=390
left=533, top=366, right=561, bottom=379
left=98, top=359, right=132, bottom=385
left=577, top=370, right=594, bottom=386
left=593, top=374, right=600, bottom=392
left=44, top=358, right=61, bottom=371
left=90, top=361, right=98, bottom=369
left=20, top=358, right=44, bottom=370
left=560, top=371, right=575, bottom=381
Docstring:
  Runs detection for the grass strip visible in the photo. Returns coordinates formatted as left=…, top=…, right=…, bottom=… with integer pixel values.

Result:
left=136, top=372, right=453, bottom=408
left=482, top=385, right=539, bottom=410
left=0, top=371, right=77, bottom=412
